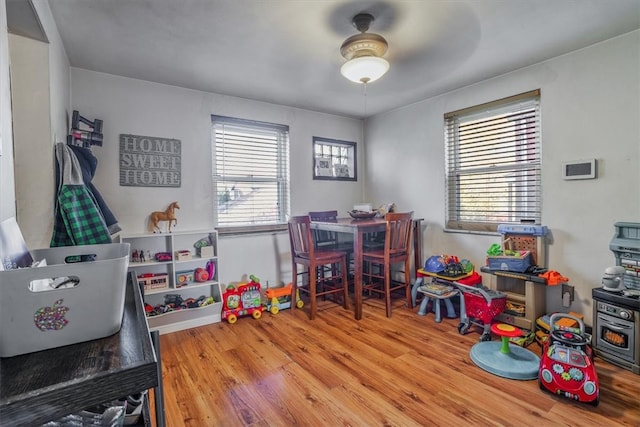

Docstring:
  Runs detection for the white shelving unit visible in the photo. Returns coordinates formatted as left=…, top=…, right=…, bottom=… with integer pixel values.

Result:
left=121, top=229, right=222, bottom=334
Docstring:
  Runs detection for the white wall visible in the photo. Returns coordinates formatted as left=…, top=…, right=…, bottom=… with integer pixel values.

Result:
left=0, top=0, right=16, bottom=222
left=32, top=0, right=70, bottom=143
left=364, top=31, right=640, bottom=325
left=7, top=0, right=70, bottom=248
left=69, top=69, right=364, bottom=286
left=9, top=34, right=54, bottom=248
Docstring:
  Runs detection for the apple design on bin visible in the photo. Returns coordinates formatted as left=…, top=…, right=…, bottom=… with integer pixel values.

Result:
left=34, top=299, right=69, bottom=331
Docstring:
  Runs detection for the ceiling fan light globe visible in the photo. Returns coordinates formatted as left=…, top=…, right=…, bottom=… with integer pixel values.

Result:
left=340, top=56, right=390, bottom=84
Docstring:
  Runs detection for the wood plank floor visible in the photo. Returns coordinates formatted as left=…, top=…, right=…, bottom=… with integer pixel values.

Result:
left=153, top=298, right=640, bottom=426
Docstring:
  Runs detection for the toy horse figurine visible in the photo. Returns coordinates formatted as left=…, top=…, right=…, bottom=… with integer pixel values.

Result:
left=149, top=202, right=179, bottom=233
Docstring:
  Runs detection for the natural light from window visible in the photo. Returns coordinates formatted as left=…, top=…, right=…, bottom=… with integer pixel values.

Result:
left=212, top=116, right=290, bottom=231
left=445, top=90, right=541, bottom=232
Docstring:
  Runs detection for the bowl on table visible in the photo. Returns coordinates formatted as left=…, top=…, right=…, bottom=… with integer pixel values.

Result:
left=348, top=210, right=377, bottom=220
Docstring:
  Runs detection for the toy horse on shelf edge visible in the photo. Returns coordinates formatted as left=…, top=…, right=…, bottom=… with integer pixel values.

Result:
left=149, top=201, right=179, bottom=233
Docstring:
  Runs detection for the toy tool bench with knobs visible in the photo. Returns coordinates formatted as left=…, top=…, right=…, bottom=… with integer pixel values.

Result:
left=480, top=224, right=550, bottom=331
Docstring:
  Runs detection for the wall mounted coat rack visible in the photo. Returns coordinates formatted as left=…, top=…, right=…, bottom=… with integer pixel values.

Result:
left=67, top=110, right=103, bottom=148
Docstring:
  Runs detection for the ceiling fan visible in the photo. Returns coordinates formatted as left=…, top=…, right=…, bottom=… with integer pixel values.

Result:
left=340, top=13, right=390, bottom=84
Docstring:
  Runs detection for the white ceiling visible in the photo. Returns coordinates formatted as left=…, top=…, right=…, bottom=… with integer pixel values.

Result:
left=42, top=0, right=640, bottom=119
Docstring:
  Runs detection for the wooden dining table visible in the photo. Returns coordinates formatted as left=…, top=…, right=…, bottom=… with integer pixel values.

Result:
left=310, top=217, right=423, bottom=320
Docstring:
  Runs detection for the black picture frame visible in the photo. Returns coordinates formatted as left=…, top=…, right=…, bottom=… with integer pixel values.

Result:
left=312, top=137, right=357, bottom=181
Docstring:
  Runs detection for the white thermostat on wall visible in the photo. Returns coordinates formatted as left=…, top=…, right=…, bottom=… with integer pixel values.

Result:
left=562, top=159, right=597, bottom=180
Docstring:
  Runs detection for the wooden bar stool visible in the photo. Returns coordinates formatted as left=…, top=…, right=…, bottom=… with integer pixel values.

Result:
left=288, top=215, right=351, bottom=320
left=361, top=212, right=414, bottom=318
left=309, top=210, right=354, bottom=278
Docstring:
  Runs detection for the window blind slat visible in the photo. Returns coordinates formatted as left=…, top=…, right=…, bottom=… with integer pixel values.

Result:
left=444, top=91, right=541, bottom=231
left=213, top=115, right=290, bottom=228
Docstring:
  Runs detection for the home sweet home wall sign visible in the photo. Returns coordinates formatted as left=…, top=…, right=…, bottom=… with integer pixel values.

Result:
left=119, top=134, right=181, bottom=187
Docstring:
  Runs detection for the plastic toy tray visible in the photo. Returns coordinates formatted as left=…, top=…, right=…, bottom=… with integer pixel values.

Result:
left=486, top=252, right=532, bottom=273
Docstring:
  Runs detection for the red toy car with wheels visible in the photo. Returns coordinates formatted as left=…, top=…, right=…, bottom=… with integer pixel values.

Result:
left=538, top=313, right=599, bottom=406
left=221, top=275, right=263, bottom=324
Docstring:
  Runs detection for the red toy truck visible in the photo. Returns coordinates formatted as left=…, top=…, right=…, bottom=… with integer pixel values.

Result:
left=221, top=275, right=263, bottom=324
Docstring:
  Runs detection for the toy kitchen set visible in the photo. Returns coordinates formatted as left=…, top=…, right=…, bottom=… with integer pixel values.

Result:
left=592, top=222, right=640, bottom=374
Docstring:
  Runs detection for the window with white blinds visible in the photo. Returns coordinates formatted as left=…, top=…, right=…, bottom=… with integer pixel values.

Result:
left=444, top=90, right=541, bottom=232
left=212, top=115, right=290, bottom=232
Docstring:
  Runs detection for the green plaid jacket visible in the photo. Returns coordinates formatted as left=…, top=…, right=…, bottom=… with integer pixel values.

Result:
left=50, top=185, right=112, bottom=247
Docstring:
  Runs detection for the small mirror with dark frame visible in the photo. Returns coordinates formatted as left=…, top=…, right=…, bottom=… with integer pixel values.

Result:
left=312, top=137, right=357, bottom=181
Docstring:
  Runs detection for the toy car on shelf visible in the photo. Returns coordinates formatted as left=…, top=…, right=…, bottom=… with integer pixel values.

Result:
left=222, top=275, right=263, bottom=324
left=264, top=283, right=303, bottom=314
left=154, top=252, right=172, bottom=262
left=538, top=313, right=599, bottom=406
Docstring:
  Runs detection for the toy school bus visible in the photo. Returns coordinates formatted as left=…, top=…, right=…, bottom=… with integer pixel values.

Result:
left=264, top=283, right=303, bottom=314
left=221, top=275, right=263, bottom=324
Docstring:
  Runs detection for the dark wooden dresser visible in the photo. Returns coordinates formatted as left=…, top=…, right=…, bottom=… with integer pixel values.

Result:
left=0, top=273, right=164, bottom=426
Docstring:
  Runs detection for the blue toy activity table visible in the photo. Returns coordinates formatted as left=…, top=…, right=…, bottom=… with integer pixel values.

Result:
left=414, top=277, right=460, bottom=322
left=412, top=269, right=474, bottom=322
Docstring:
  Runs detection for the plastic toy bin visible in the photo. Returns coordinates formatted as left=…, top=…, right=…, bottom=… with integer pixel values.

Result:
left=463, top=289, right=507, bottom=325
left=486, top=252, right=532, bottom=273
left=0, top=243, right=130, bottom=357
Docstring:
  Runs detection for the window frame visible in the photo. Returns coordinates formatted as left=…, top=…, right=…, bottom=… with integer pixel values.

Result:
left=444, top=90, right=541, bottom=233
left=212, top=115, right=290, bottom=235
left=312, top=136, right=357, bottom=181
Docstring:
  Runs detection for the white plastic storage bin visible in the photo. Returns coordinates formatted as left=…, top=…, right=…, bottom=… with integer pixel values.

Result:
left=0, top=243, right=130, bottom=357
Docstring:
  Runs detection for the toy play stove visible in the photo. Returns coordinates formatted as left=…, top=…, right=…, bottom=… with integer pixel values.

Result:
left=592, top=291, right=639, bottom=374
left=591, top=222, right=640, bottom=374
left=592, top=287, right=640, bottom=311
left=609, top=221, right=640, bottom=292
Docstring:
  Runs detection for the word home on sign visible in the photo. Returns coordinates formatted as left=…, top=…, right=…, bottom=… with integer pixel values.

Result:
left=119, top=134, right=182, bottom=187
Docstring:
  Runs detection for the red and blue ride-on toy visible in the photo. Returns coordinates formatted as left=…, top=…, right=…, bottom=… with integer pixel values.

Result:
left=538, top=313, right=599, bottom=406
left=222, top=275, right=264, bottom=324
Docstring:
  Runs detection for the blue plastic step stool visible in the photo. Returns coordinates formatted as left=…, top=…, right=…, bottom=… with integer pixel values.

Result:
left=413, top=277, right=459, bottom=322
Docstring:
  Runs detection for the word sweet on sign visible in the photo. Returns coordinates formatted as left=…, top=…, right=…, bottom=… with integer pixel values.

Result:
left=119, top=134, right=181, bottom=187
